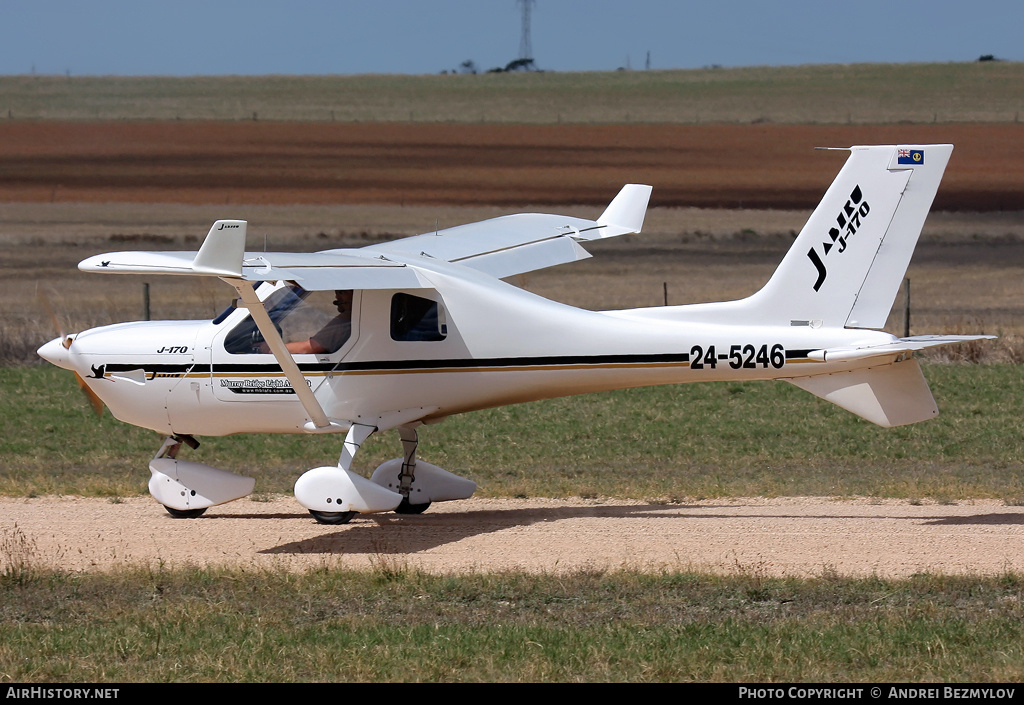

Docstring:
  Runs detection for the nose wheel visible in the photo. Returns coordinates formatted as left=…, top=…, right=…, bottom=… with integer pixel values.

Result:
left=164, top=505, right=207, bottom=519
left=309, top=510, right=356, bottom=525
left=151, top=434, right=255, bottom=519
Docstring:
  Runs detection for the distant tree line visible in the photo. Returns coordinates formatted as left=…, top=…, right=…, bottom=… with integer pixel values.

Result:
left=441, top=58, right=538, bottom=75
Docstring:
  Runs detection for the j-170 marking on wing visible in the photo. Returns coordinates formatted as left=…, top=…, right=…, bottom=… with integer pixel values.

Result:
left=38, top=144, right=992, bottom=523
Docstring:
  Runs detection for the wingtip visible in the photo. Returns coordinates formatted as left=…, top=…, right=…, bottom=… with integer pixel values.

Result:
left=597, top=184, right=653, bottom=235
left=192, top=220, right=247, bottom=277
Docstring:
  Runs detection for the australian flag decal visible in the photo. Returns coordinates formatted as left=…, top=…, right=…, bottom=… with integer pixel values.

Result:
left=897, top=148, right=924, bottom=165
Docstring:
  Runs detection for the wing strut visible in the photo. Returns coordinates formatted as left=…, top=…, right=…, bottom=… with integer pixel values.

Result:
left=227, top=279, right=347, bottom=433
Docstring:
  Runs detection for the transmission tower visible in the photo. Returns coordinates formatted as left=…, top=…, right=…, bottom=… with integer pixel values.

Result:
left=518, top=0, right=535, bottom=61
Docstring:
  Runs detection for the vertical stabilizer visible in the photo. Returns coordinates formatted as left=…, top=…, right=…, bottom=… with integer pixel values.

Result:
left=738, top=145, right=952, bottom=329
left=845, top=146, right=952, bottom=328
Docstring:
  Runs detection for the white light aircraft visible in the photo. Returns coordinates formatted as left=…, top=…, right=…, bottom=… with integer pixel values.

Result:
left=39, top=144, right=992, bottom=523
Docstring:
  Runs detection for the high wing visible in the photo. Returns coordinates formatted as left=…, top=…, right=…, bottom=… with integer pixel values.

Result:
left=364, top=183, right=652, bottom=278
left=78, top=222, right=432, bottom=291
left=78, top=184, right=653, bottom=286
left=74, top=184, right=651, bottom=435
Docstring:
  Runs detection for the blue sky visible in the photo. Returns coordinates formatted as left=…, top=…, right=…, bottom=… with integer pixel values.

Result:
left=2, top=0, right=1021, bottom=76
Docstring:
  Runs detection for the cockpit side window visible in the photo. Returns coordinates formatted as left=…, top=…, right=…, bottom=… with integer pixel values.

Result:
left=224, top=284, right=352, bottom=354
left=390, top=293, right=446, bottom=342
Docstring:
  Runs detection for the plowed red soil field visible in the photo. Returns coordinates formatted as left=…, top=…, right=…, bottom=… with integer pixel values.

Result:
left=1, top=122, right=1021, bottom=210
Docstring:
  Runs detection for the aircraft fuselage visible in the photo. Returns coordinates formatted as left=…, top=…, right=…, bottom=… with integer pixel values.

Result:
left=46, top=256, right=897, bottom=438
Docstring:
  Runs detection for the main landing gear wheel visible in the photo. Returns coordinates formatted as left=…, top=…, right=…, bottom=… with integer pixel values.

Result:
left=163, top=505, right=207, bottom=519
left=395, top=498, right=431, bottom=515
left=309, top=510, right=356, bottom=525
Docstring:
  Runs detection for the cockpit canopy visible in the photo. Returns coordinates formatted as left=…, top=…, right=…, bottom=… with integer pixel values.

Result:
left=220, top=283, right=447, bottom=355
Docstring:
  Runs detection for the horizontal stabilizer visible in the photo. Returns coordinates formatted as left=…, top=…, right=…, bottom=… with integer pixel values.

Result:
left=788, top=358, right=937, bottom=427
left=808, top=334, right=996, bottom=363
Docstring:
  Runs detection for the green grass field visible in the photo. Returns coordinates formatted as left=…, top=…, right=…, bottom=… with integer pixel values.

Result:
left=2, top=562, right=1022, bottom=682
left=5, top=361, right=1022, bottom=683
left=3, top=362, right=1022, bottom=502
left=3, top=61, right=1023, bottom=123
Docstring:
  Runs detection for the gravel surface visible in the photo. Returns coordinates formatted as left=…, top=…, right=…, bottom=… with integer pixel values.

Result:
left=3, top=496, right=1022, bottom=577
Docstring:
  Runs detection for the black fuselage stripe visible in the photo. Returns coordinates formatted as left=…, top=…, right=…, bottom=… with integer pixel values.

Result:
left=101, top=349, right=814, bottom=376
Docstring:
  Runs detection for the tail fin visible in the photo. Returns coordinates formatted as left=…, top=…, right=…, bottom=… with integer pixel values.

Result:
left=742, top=144, right=952, bottom=329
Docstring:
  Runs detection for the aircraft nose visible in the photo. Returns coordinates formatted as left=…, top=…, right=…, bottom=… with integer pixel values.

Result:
left=37, top=336, right=74, bottom=371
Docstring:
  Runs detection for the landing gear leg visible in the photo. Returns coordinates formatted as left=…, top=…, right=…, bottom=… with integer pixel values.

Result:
left=369, top=424, right=475, bottom=510
left=394, top=426, right=431, bottom=515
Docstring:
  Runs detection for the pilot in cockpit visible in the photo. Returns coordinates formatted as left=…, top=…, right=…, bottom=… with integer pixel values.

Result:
left=253, top=289, right=353, bottom=355
left=282, top=289, right=353, bottom=354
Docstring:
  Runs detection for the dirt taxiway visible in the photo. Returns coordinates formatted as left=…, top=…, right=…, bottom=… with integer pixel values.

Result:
left=2, top=496, right=1021, bottom=577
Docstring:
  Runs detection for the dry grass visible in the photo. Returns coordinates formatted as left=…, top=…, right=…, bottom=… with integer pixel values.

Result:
left=3, top=63, right=1023, bottom=124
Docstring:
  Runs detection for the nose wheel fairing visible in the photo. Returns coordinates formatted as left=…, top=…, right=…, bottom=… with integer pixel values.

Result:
left=149, top=437, right=255, bottom=514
